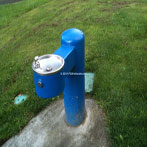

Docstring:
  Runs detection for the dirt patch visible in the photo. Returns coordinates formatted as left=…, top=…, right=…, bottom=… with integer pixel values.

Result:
left=100, top=1, right=135, bottom=12
left=101, top=5, right=128, bottom=12
left=59, top=0, right=74, bottom=7
left=28, top=23, right=49, bottom=36
left=0, top=26, right=26, bottom=51
left=28, top=20, right=61, bottom=36
left=112, top=1, right=133, bottom=6
left=50, top=21, right=60, bottom=27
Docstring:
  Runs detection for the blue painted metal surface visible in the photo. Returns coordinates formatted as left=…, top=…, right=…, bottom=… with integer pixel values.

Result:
left=60, top=28, right=85, bottom=126
left=33, top=28, right=85, bottom=126
left=54, top=46, right=76, bottom=72
left=33, top=71, right=65, bottom=98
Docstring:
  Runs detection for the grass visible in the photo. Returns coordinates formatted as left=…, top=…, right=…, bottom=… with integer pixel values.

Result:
left=0, top=0, right=147, bottom=146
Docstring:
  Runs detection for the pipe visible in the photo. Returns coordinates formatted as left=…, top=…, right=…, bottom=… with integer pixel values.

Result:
left=54, top=28, right=85, bottom=126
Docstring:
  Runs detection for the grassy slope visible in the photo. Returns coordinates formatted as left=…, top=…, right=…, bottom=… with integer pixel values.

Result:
left=0, top=0, right=147, bottom=146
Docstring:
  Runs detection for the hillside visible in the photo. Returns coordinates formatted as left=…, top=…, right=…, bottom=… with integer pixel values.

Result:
left=0, top=0, right=147, bottom=146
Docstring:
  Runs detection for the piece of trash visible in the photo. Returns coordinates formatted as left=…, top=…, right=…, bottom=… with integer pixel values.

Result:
left=85, top=72, right=95, bottom=93
left=14, top=94, right=27, bottom=104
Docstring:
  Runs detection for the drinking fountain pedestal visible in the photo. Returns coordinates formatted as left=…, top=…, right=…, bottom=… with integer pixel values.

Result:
left=33, top=28, right=85, bottom=127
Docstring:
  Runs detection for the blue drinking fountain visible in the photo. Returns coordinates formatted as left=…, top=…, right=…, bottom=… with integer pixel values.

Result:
left=32, top=28, right=85, bottom=127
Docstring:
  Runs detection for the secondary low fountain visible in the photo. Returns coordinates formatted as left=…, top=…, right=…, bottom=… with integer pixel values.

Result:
left=32, top=28, right=85, bottom=127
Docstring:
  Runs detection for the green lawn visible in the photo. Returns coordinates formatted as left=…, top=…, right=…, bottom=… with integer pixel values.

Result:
left=0, top=0, right=147, bottom=146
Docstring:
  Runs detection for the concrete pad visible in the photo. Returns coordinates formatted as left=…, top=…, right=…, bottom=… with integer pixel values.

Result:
left=3, top=99, right=110, bottom=147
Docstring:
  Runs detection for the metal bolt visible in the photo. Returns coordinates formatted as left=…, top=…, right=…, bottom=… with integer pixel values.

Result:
left=35, top=56, right=39, bottom=61
left=34, top=56, right=40, bottom=68
left=38, top=81, right=43, bottom=88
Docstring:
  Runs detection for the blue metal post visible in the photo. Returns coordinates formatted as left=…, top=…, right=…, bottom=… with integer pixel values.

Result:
left=60, top=28, right=85, bottom=126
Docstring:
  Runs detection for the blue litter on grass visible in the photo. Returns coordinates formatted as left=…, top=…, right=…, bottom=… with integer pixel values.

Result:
left=14, top=94, right=27, bottom=104
left=85, top=72, right=95, bottom=93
